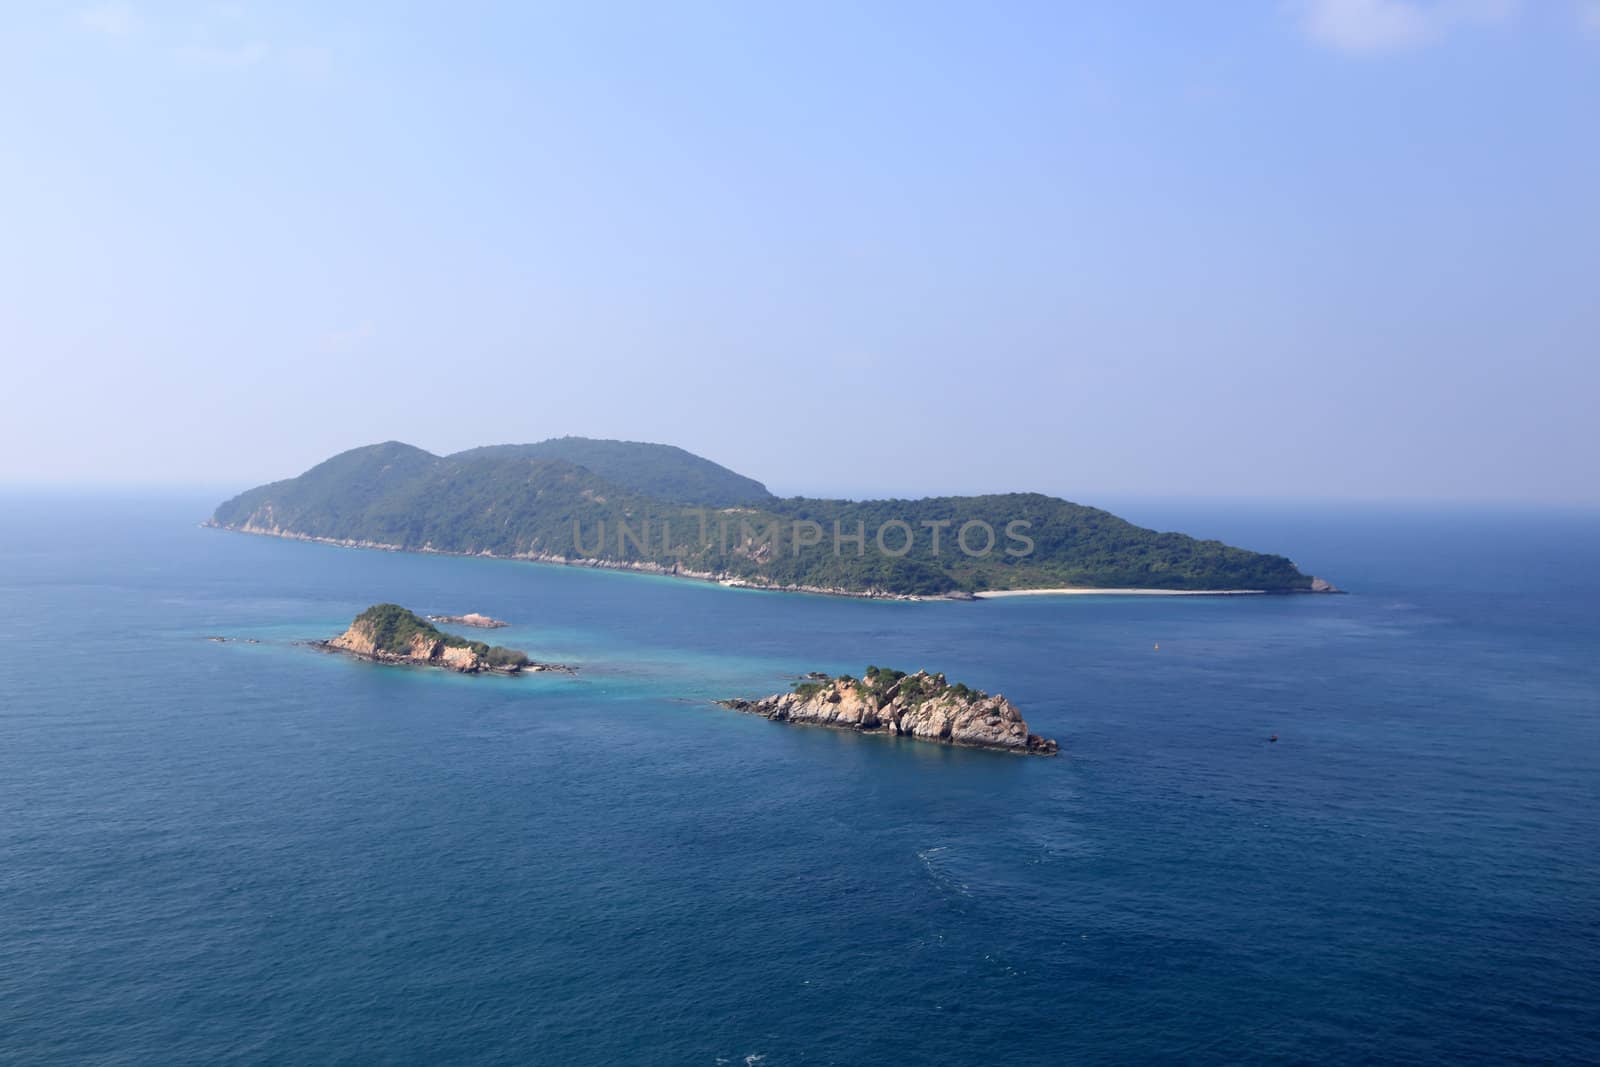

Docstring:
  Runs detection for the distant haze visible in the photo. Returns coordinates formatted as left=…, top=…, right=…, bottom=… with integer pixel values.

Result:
left=3, top=4, right=1596, bottom=504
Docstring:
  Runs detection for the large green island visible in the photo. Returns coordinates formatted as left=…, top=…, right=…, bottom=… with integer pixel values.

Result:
left=209, top=438, right=1336, bottom=598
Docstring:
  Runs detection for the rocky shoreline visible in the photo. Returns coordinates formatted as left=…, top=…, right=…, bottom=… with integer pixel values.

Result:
left=313, top=639, right=573, bottom=675
left=203, top=520, right=961, bottom=600
left=720, top=667, right=1059, bottom=755
left=320, top=604, right=575, bottom=675
left=204, top=521, right=1338, bottom=601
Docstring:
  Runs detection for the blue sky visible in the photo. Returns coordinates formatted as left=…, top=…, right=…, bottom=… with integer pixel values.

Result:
left=2, top=2, right=1596, bottom=502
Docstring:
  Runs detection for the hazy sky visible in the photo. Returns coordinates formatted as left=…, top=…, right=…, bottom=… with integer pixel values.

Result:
left=3, top=2, right=1596, bottom=503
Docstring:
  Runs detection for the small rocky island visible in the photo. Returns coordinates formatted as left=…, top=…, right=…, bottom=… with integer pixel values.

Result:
left=720, top=666, right=1059, bottom=755
left=319, top=604, right=572, bottom=674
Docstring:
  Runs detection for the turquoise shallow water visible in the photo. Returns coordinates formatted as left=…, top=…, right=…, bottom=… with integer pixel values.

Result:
left=1, top=493, right=1597, bottom=1064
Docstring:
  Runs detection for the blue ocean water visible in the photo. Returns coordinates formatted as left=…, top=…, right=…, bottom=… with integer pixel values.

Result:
left=1, top=493, right=1597, bottom=1065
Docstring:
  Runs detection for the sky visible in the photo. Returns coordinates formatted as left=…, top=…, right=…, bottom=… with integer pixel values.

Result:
left=2, top=1, right=1596, bottom=503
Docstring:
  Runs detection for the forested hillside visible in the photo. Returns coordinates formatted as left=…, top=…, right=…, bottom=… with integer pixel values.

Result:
left=211, top=439, right=1316, bottom=595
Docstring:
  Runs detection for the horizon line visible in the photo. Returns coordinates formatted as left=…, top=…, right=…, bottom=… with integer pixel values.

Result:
left=2, top=480, right=1596, bottom=514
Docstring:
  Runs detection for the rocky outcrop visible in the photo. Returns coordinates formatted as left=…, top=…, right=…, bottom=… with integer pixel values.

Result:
left=427, top=612, right=509, bottom=628
left=720, top=668, right=1059, bottom=755
left=321, top=615, right=572, bottom=674
left=327, top=621, right=494, bottom=671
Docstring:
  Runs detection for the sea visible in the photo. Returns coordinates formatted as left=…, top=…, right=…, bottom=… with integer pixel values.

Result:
left=1, top=492, right=1597, bottom=1065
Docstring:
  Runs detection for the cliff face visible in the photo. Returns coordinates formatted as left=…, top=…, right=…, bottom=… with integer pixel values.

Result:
left=328, top=620, right=493, bottom=673
left=722, top=670, right=1059, bottom=755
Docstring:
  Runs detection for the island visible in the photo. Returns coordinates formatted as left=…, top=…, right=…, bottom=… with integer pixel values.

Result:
left=426, top=612, right=508, bottom=628
left=207, top=437, right=1339, bottom=598
left=720, top=666, right=1059, bottom=755
left=318, top=604, right=572, bottom=674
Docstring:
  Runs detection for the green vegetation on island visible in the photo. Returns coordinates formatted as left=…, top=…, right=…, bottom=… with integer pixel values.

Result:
left=725, top=665, right=1059, bottom=754
left=211, top=438, right=1324, bottom=596
left=796, top=666, right=985, bottom=706
left=346, top=603, right=530, bottom=669
left=450, top=437, right=772, bottom=508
